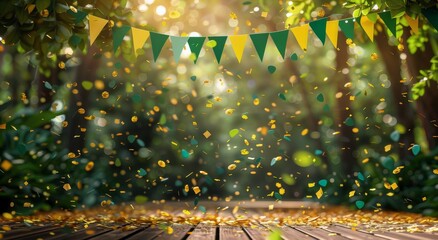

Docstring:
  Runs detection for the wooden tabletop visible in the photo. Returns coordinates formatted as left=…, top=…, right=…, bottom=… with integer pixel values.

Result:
left=1, top=201, right=437, bottom=240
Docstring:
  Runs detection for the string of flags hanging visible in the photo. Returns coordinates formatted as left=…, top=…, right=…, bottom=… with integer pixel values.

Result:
left=70, top=8, right=438, bottom=64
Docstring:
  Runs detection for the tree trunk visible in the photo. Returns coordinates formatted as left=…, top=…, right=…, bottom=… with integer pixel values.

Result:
left=375, top=30, right=416, bottom=159
left=64, top=49, right=101, bottom=154
left=334, top=34, right=356, bottom=177
left=402, top=28, right=438, bottom=150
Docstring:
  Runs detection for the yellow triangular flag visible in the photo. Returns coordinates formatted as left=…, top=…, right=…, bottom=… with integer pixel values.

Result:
left=326, top=20, right=339, bottom=48
left=89, top=15, right=108, bottom=46
left=131, top=27, right=150, bottom=57
left=405, top=14, right=418, bottom=34
left=229, top=35, right=248, bottom=63
left=360, top=16, right=375, bottom=42
left=291, top=24, right=309, bottom=51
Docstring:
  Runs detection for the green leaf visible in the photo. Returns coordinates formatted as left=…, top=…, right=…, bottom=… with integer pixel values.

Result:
left=36, top=0, right=51, bottom=11
left=353, top=9, right=361, bottom=18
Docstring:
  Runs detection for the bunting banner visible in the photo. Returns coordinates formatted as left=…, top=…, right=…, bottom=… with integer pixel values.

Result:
left=80, top=9, right=438, bottom=63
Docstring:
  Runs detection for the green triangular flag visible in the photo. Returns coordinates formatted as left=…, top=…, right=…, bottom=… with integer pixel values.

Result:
left=250, top=33, right=269, bottom=61
left=422, top=8, right=438, bottom=31
left=67, top=9, right=88, bottom=24
left=309, top=18, right=328, bottom=45
left=378, top=11, right=396, bottom=36
left=270, top=30, right=288, bottom=59
left=150, top=32, right=169, bottom=62
left=208, top=36, right=227, bottom=63
left=339, top=18, right=355, bottom=39
left=112, top=25, right=131, bottom=52
left=170, top=36, right=188, bottom=63
left=188, top=37, right=205, bottom=63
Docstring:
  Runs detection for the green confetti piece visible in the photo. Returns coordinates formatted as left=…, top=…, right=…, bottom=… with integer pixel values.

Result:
left=205, top=40, right=217, bottom=48
left=344, top=117, right=355, bottom=127
left=268, top=229, right=282, bottom=240
left=316, top=93, right=324, bottom=102
left=357, top=172, right=365, bottom=181
left=194, top=197, right=199, bottom=206
left=255, top=157, right=263, bottom=164
left=270, top=157, right=278, bottom=166
left=315, top=149, right=323, bottom=155
left=191, top=75, right=197, bottom=81
left=290, top=53, right=298, bottom=61
left=278, top=93, right=286, bottom=101
left=134, top=195, right=148, bottom=204
left=229, top=129, right=239, bottom=138
left=412, top=144, right=421, bottom=156
left=137, top=139, right=145, bottom=147
left=268, top=65, right=276, bottom=73
left=198, top=205, right=206, bottom=213
left=323, top=104, right=330, bottom=111
left=138, top=168, right=147, bottom=176
left=191, top=138, right=198, bottom=145
left=182, top=149, right=190, bottom=159
left=355, top=200, right=365, bottom=209
left=127, top=135, right=136, bottom=143
left=115, top=158, right=121, bottom=167
left=242, top=1, right=252, bottom=5
left=382, top=156, right=395, bottom=170
left=283, top=136, right=291, bottom=142
left=274, top=192, right=282, bottom=200
left=44, top=81, right=52, bottom=90
left=159, top=114, right=167, bottom=125
left=318, top=179, right=328, bottom=187
left=81, top=81, right=93, bottom=90
left=390, top=131, right=400, bottom=142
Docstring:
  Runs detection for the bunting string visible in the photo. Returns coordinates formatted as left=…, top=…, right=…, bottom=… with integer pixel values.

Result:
left=69, top=8, right=438, bottom=64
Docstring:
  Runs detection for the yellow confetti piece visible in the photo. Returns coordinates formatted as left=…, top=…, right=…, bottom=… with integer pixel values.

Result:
left=349, top=190, right=355, bottom=198
left=433, top=169, right=438, bottom=174
left=183, top=209, right=191, bottom=215
left=301, top=128, right=309, bottom=136
left=308, top=182, right=315, bottom=188
left=240, top=149, right=249, bottom=155
left=228, top=164, right=237, bottom=170
left=203, top=131, right=211, bottom=139
left=253, top=98, right=260, bottom=106
left=167, top=226, right=173, bottom=235
left=193, top=186, right=201, bottom=194
left=101, top=91, right=109, bottom=99
left=158, top=160, right=166, bottom=168
left=63, top=183, right=72, bottom=191
left=85, top=161, right=94, bottom=171
left=184, top=184, right=189, bottom=193
left=1, top=160, right=12, bottom=171
left=279, top=188, right=285, bottom=195
left=371, top=52, right=378, bottom=60
left=0, top=123, right=6, bottom=129
left=2, top=212, right=13, bottom=220
left=390, top=182, right=398, bottom=190
left=316, top=187, right=323, bottom=199
left=131, top=116, right=138, bottom=123
left=384, top=144, right=392, bottom=152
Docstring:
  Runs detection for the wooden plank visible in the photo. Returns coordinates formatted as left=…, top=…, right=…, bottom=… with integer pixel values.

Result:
left=326, top=225, right=388, bottom=240
left=373, top=231, right=438, bottom=240
left=279, top=226, right=315, bottom=240
left=3, top=224, right=60, bottom=240
left=187, top=223, right=216, bottom=240
left=45, top=224, right=114, bottom=240
left=219, top=226, right=250, bottom=240
left=125, top=225, right=163, bottom=240
left=14, top=225, right=76, bottom=240
left=293, top=226, right=351, bottom=240
left=243, top=225, right=271, bottom=240
left=153, top=224, right=193, bottom=240
left=87, top=224, right=146, bottom=239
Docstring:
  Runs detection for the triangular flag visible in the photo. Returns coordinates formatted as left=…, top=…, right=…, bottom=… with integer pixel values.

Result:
left=88, top=15, right=108, bottom=46
left=339, top=18, right=355, bottom=39
left=229, top=35, right=248, bottom=63
left=291, top=24, right=309, bottom=51
left=150, top=32, right=169, bottom=62
left=326, top=20, right=339, bottom=48
left=270, top=30, right=288, bottom=59
left=405, top=14, right=418, bottom=34
left=112, top=25, right=131, bottom=52
left=309, top=18, right=328, bottom=45
left=187, top=37, right=205, bottom=63
left=68, top=9, right=87, bottom=24
left=208, top=36, right=227, bottom=63
left=422, top=8, right=438, bottom=32
left=250, top=33, right=269, bottom=61
left=131, top=27, right=150, bottom=57
left=170, top=36, right=188, bottom=63
left=379, top=11, right=396, bottom=37
left=358, top=15, right=375, bottom=42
